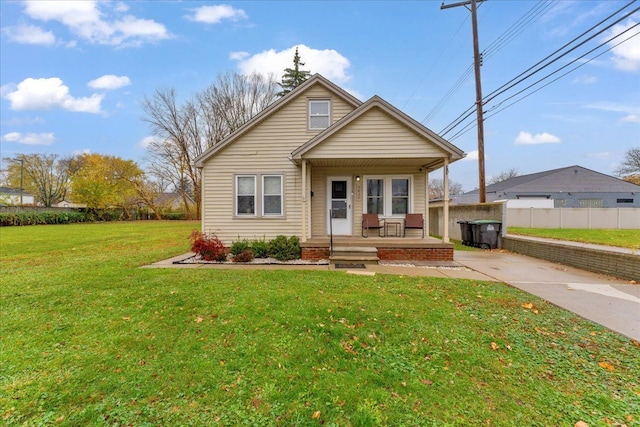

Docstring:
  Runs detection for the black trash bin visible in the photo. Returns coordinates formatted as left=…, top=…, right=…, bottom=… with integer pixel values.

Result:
left=457, top=221, right=474, bottom=246
left=470, top=220, right=502, bottom=249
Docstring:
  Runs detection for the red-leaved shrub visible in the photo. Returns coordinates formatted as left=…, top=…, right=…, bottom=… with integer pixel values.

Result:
left=189, top=230, right=227, bottom=261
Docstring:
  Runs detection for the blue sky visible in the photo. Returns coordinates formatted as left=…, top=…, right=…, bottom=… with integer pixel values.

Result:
left=1, top=0, right=638, bottom=191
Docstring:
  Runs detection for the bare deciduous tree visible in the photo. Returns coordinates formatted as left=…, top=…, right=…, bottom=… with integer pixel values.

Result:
left=615, top=147, right=640, bottom=185
left=488, top=168, right=520, bottom=185
left=3, top=153, right=70, bottom=206
left=141, top=72, right=279, bottom=219
left=429, top=178, right=464, bottom=200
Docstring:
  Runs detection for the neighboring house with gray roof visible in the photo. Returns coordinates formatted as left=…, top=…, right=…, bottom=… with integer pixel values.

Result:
left=0, top=186, right=35, bottom=205
left=454, top=165, right=640, bottom=208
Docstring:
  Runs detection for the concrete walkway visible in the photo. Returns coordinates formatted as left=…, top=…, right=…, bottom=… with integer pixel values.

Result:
left=454, top=250, right=640, bottom=341
left=147, top=250, right=640, bottom=341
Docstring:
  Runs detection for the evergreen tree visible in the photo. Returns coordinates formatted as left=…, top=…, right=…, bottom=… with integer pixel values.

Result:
left=278, top=47, right=311, bottom=96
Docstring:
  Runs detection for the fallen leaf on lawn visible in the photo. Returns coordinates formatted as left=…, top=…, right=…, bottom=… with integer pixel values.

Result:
left=219, top=360, right=225, bottom=366
left=522, top=302, right=533, bottom=309
left=312, top=411, right=321, bottom=419
left=195, top=316, right=204, bottom=323
left=55, top=415, right=65, bottom=423
left=391, top=392, right=400, bottom=398
left=574, top=422, right=588, bottom=427
left=122, top=316, right=130, bottom=320
left=598, top=361, right=614, bottom=372
left=490, top=342, right=498, bottom=351
left=532, top=309, right=539, bottom=314
left=421, top=379, right=433, bottom=385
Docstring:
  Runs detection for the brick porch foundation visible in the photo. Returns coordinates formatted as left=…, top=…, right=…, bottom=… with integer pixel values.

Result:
left=301, top=246, right=453, bottom=262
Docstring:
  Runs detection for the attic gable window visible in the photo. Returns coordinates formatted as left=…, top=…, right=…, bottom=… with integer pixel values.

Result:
left=309, top=100, right=330, bottom=130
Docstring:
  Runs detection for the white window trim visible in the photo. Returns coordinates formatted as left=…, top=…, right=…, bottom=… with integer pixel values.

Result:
left=234, top=173, right=286, bottom=219
left=308, top=99, right=331, bottom=130
left=262, top=174, right=283, bottom=216
left=363, top=175, right=413, bottom=218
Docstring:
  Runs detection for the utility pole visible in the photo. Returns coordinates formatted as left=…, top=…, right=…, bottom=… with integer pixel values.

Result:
left=11, top=158, right=25, bottom=205
left=441, top=0, right=486, bottom=203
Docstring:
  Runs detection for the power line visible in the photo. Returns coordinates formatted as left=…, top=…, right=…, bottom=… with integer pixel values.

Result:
left=423, top=0, right=558, bottom=127
left=439, top=0, right=639, bottom=137
left=447, top=29, right=640, bottom=141
left=483, top=1, right=639, bottom=105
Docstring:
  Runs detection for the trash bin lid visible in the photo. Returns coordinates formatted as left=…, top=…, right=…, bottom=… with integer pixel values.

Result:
left=471, top=219, right=501, bottom=224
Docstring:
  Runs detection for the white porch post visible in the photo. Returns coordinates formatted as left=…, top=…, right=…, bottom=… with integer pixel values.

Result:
left=443, top=158, right=450, bottom=243
left=301, top=160, right=308, bottom=242
left=424, top=170, right=429, bottom=237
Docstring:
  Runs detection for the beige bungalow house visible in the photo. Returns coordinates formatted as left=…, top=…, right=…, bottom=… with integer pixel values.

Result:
left=194, top=74, right=464, bottom=261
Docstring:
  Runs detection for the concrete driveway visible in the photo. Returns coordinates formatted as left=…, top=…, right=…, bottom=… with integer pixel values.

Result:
left=455, top=250, right=640, bottom=341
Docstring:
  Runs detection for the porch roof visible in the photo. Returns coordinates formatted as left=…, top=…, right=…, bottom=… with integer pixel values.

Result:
left=291, top=96, right=465, bottom=172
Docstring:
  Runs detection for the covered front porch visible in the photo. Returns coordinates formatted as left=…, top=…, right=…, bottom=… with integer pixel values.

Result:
left=290, top=95, right=465, bottom=262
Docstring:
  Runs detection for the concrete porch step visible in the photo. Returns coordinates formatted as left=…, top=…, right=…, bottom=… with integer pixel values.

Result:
left=330, top=246, right=379, bottom=265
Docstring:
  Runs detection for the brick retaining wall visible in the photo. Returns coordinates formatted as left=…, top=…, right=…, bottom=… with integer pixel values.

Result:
left=503, top=236, right=639, bottom=282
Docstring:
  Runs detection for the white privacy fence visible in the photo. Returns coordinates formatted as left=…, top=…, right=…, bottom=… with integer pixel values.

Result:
left=507, top=208, right=640, bottom=229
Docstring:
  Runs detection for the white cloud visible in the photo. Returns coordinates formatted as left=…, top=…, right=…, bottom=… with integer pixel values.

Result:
left=2, top=131, right=55, bottom=145
left=139, top=136, right=158, bottom=148
left=607, top=20, right=640, bottom=71
left=2, top=24, right=56, bottom=45
left=586, top=151, right=612, bottom=159
left=88, top=75, right=131, bottom=90
left=462, top=150, right=480, bottom=161
left=229, top=51, right=249, bottom=61
left=22, top=0, right=170, bottom=47
left=514, top=131, right=561, bottom=145
left=3, top=77, right=104, bottom=113
left=185, top=5, right=248, bottom=24
left=73, top=148, right=92, bottom=156
left=586, top=102, right=640, bottom=123
left=233, top=44, right=351, bottom=83
left=572, top=74, right=597, bottom=85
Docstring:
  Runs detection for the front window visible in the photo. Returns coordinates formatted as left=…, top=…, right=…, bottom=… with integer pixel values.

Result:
left=236, top=175, right=256, bottom=215
left=309, top=100, right=330, bottom=129
left=365, top=176, right=411, bottom=216
left=263, top=175, right=283, bottom=216
left=367, top=179, right=384, bottom=215
left=391, top=179, right=409, bottom=214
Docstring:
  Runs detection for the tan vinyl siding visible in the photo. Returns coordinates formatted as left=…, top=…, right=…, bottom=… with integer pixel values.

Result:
left=305, top=107, right=448, bottom=159
left=201, top=84, right=356, bottom=244
left=310, top=166, right=427, bottom=237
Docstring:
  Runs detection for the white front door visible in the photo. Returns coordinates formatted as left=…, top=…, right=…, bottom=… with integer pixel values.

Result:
left=327, top=177, right=352, bottom=236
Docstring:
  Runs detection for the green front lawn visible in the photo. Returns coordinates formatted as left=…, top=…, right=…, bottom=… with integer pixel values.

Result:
left=1, top=222, right=638, bottom=426
left=508, top=227, right=640, bottom=250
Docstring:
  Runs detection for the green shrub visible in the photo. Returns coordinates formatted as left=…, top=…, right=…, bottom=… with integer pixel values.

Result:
left=189, top=230, right=227, bottom=261
left=0, top=211, right=89, bottom=226
left=267, top=235, right=301, bottom=261
left=161, top=211, right=187, bottom=220
left=232, top=249, right=254, bottom=263
left=250, top=238, right=269, bottom=258
left=230, top=238, right=251, bottom=256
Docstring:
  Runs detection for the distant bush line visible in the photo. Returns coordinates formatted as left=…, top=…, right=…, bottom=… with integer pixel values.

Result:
left=0, top=210, right=189, bottom=226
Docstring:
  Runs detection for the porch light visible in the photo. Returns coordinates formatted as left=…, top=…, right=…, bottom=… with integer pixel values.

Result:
left=356, top=175, right=361, bottom=182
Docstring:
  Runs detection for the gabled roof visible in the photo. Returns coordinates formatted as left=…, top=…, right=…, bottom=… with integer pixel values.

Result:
left=463, top=165, right=640, bottom=195
left=194, top=74, right=361, bottom=167
left=0, top=186, right=33, bottom=196
left=291, top=95, right=464, bottom=169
